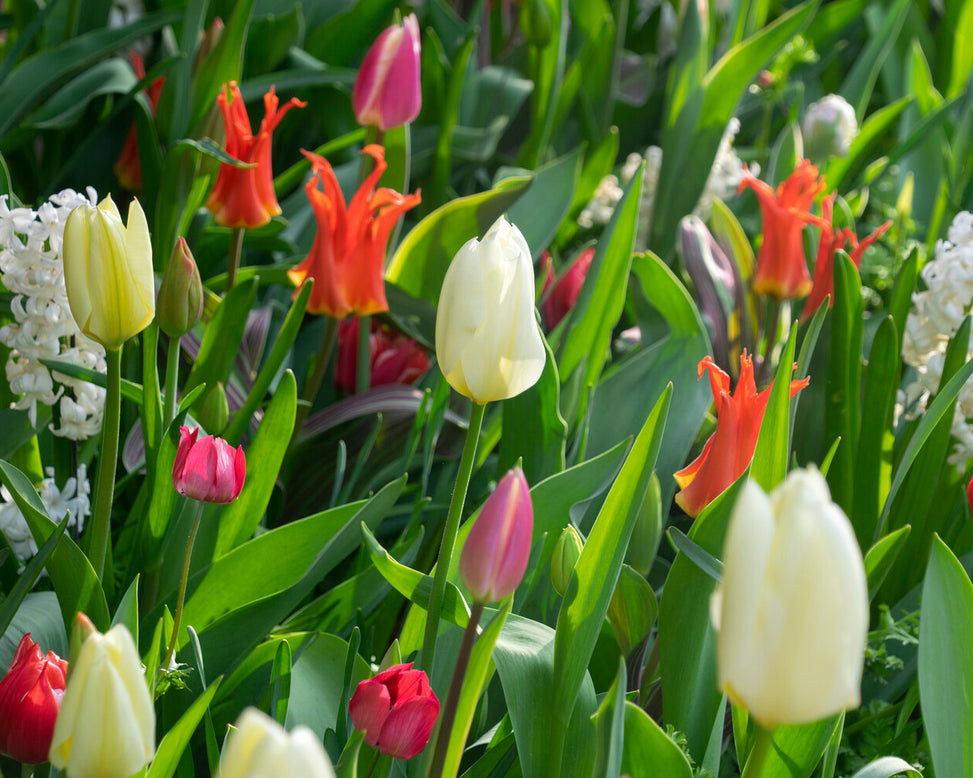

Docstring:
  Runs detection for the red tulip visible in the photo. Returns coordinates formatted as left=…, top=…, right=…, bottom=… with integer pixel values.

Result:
left=172, top=426, right=246, bottom=503
left=335, top=318, right=430, bottom=393
left=115, top=53, right=165, bottom=191
left=0, top=634, right=68, bottom=764
left=349, top=663, right=439, bottom=759
left=541, top=248, right=594, bottom=329
left=353, top=14, right=422, bottom=131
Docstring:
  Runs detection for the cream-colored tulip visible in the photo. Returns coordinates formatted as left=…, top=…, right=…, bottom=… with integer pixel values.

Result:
left=63, top=195, right=154, bottom=350
left=216, top=708, right=336, bottom=778
left=435, top=216, right=546, bottom=404
left=49, top=620, right=155, bottom=778
left=712, top=468, right=868, bottom=728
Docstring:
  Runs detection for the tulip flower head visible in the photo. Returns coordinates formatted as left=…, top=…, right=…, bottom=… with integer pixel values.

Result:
left=216, top=708, right=335, bottom=778
left=674, top=352, right=809, bottom=517
left=63, top=194, right=154, bottom=350
left=712, top=468, right=868, bottom=727
left=287, top=145, right=421, bottom=319
left=157, top=237, right=204, bottom=338
left=336, top=317, right=430, bottom=393
left=0, top=634, right=67, bottom=764
left=353, top=14, right=422, bottom=131
left=115, top=53, right=165, bottom=191
left=206, top=82, right=306, bottom=229
left=738, top=160, right=828, bottom=300
left=349, top=663, right=440, bottom=759
left=172, top=426, right=246, bottom=503
left=49, top=617, right=155, bottom=778
left=541, top=247, right=595, bottom=329
left=435, top=216, right=547, bottom=404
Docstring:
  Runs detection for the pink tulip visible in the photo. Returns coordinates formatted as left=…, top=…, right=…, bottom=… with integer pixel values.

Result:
left=349, top=663, right=439, bottom=759
left=352, top=14, right=422, bottom=131
left=335, top=318, right=430, bottom=393
left=0, top=634, right=67, bottom=764
left=541, top=248, right=594, bottom=329
left=172, top=426, right=246, bottom=503
left=460, top=467, right=534, bottom=603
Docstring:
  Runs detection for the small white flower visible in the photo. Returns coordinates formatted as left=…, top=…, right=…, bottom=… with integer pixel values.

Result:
left=803, top=94, right=858, bottom=158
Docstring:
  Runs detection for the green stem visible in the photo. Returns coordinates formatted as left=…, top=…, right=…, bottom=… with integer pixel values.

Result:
left=292, top=316, right=339, bottom=444
left=357, top=315, right=371, bottom=393
left=226, top=227, right=245, bottom=291
left=88, top=347, right=122, bottom=580
left=160, top=500, right=204, bottom=676
left=428, top=602, right=484, bottom=778
left=741, top=724, right=775, bottom=778
left=163, top=335, right=181, bottom=429
left=419, top=402, right=487, bottom=671
left=758, top=298, right=782, bottom=386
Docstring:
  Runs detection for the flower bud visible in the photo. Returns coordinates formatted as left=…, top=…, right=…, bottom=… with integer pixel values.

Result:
left=349, top=663, right=439, bottom=760
left=216, top=708, right=335, bottom=778
left=802, top=94, right=858, bottom=159
left=63, top=195, right=155, bottom=350
left=541, top=247, right=594, bottom=330
left=460, top=468, right=534, bottom=603
left=157, top=237, right=204, bottom=338
left=353, top=14, right=422, bottom=131
left=436, top=216, right=546, bottom=404
left=197, top=382, right=230, bottom=435
left=0, top=634, right=68, bottom=764
left=712, top=468, right=868, bottom=728
left=551, top=524, right=583, bottom=597
left=49, top=618, right=155, bottom=778
left=172, top=425, right=246, bottom=503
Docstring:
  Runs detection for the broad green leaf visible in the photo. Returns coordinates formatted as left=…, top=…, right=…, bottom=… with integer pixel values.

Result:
left=146, top=679, right=222, bottom=778
left=504, top=148, right=582, bottom=259
left=889, top=250, right=919, bottom=359
left=667, top=528, right=724, bottom=582
left=606, top=565, right=658, bottom=656
left=304, top=0, right=399, bottom=65
left=864, top=526, right=911, bottom=602
left=28, top=58, right=136, bottom=129
left=270, top=639, right=292, bottom=725
left=838, top=0, right=910, bottom=118
left=185, top=278, right=259, bottom=395
left=620, top=702, right=693, bottom=778
left=111, top=575, right=140, bottom=647
left=0, top=592, right=67, bottom=671
left=0, top=513, right=69, bottom=638
left=555, top=127, right=619, bottom=247
left=753, top=717, right=841, bottom=778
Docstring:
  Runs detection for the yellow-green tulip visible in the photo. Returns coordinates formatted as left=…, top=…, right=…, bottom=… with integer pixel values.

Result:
left=63, top=195, right=154, bottom=350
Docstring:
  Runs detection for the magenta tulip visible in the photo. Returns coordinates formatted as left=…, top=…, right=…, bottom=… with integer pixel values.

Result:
left=349, top=663, right=439, bottom=759
left=172, top=426, right=246, bottom=503
left=352, top=14, right=422, bottom=131
left=0, top=634, right=67, bottom=764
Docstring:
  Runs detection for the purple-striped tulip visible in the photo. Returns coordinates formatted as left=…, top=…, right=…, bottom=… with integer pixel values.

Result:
left=353, top=14, right=422, bottom=131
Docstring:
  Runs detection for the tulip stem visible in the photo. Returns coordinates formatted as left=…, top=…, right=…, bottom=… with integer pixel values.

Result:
left=357, top=315, right=371, bottom=393
left=741, top=724, right=775, bottom=778
left=428, top=602, right=484, bottom=778
left=226, top=227, right=245, bottom=291
left=88, top=347, right=122, bottom=581
left=160, top=500, right=204, bottom=677
left=419, top=401, right=486, bottom=672
left=163, top=335, right=181, bottom=429
left=292, top=316, right=340, bottom=444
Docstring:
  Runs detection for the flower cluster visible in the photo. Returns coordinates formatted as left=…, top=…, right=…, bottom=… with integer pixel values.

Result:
left=0, top=189, right=107, bottom=439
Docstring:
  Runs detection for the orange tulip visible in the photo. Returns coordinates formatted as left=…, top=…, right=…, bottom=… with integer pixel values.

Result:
left=287, top=144, right=421, bottom=318
left=674, top=351, right=809, bottom=517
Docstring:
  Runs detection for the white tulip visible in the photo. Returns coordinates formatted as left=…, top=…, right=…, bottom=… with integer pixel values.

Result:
left=712, top=468, right=868, bottom=728
left=435, top=216, right=546, bottom=404
left=49, top=621, right=155, bottom=778
left=216, top=708, right=335, bottom=778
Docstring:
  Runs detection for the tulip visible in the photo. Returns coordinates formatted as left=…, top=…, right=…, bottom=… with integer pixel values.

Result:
left=540, top=247, right=594, bottom=329
left=674, top=351, right=809, bottom=517
left=115, top=53, right=166, bottom=191
left=712, top=468, right=868, bottom=727
left=172, top=426, right=246, bottom=503
left=0, top=634, right=67, bottom=764
left=49, top=617, right=155, bottom=778
left=216, top=707, right=335, bottom=778
left=287, top=145, right=421, bottom=319
left=336, top=317, right=430, bottom=393
left=551, top=524, right=583, bottom=597
left=435, top=216, right=546, bottom=404
left=157, top=236, right=204, bottom=338
left=460, top=467, right=534, bottom=602
left=349, top=662, right=440, bottom=759
left=803, top=94, right=858, bottom=159
left=737, top=160, right=827, bottom=300
left=205, top=82, right=306, bottom=229
left=353, top=14, right=422, bottom=131
left=62, top=194, right=154, bottom=350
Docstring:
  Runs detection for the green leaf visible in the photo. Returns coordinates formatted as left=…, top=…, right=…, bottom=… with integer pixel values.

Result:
left=592, top=657, right=628, bottom=778
left=111, top=575, right=140, bottom=647
left=39, top=359, right=142, bottom=404
left=838, top=0, right=910, bottom=118
left=620, top=702, right=693, bottom=778
left=304, top=0, right=399, bottom=65
left=667, top=527, right=724, bottom=582
left=823, top=97, right=911, bottom=192
left=0, top=592, right=67, bottom=670
left=0, top=512, right=69, bottom=638
left=848, top=756, right=923, bottom=778
left=172, top=138, right=257, bottom=168
left=606, top=565, right=658, bottom=657
left=270, top=639, right=292, bottom=726
left=555, top=128, right=619, bottom=247
left=504, top=148, right=582, bottom=259
left=146, top=679, right=222, bottom=778
left=919, top=536, right=973, bottom=778
left=750, top=323, right=799, bottom=492
left=185, top=278, right=259, bottom=395
left=756, top=717, right=842, bottom=778
left=28, top=58, right=137, bottom=129
left=864, top=526, right=911, bottom=602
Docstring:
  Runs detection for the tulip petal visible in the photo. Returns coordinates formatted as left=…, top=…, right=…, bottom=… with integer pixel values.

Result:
left=62, top=205, right=94, bottom=335
left=349, top=679, right=391, bottom=747
left=378, top=696, right=439, bottom=759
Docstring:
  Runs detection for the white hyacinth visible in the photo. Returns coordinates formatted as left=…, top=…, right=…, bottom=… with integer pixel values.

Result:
left=0, top=189, right=107, bottom=439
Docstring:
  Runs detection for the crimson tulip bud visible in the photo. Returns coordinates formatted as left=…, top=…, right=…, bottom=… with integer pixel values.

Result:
left=541, top=247, right=594, bottom=329
left=352, top=14, right=422, bottom=131
left=172, top=426, right=246, bottom=503
left=460, top=467, right=534, bottom=603
left=0, top=634, right=67, bottom=764
left=349, top=663, right=439, bottom=759
left=157, top=237, right=204, bottom=338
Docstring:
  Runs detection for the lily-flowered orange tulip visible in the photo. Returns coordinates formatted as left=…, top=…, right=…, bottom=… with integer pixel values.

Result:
left=738, top=160, right=827, bottom=300
left=287, top=144, right=421, bottom=318
left=674, top=351, right=809, bottom=517
left=205, top=82, right=306, bottom=229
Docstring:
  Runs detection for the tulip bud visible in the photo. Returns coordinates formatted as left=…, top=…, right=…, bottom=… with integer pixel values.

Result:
left=353, top=14, right=422, bottom=131
left=157, top=237, right=204, bottom=338
left=628, top=471, right=662, bottom=576
left=62, top=195, right=155, bottom=350
left=541, top=247, right=594, bottom=330
left=349, top=663, right=440, bottom=760
left=216, top=708, right=335, bottom=778
left=712, top=468, right=868, bottom=728
left=519, top=0, right=553, bottom=46
left=435, top=216, right=546, bottom=404
left=49, top=619, right=155, bottom=778
left=0, top=634, right=68, bottom=764
left=172, top=425, right=246, bottom=503
left=197, top=382, right=230, bottom=434
left=551, top=524, right=583, bottom=597
left=802, top=94, right=858, bottom=160
left=460, top=468, right=534, bottom=603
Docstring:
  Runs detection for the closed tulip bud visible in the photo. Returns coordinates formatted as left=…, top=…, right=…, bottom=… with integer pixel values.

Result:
left=172, top=426, right=246, bottom=503
left=0, top=634, right=68, bottom=764
left=353, top=14, right=422, bottom=131
left=712, top=468, right=868, bottom=728
left=49, top=618, right=155, bottom=778
left=541, top=247, right=594, bottom=330
left=802, top=94, right=858, bottom=160
left=63, top=195, right=155, bottom=350
left=157, top=237, right=204, bottom=338
left=197, top=382, right=230, bottom=434
left=436, top=216, right=546, bottom=404
left=216, top=708, right=335, bottom=778
left=460, top=468, right=534, bottom=603
left=551, top=524, right=583, bottom=597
